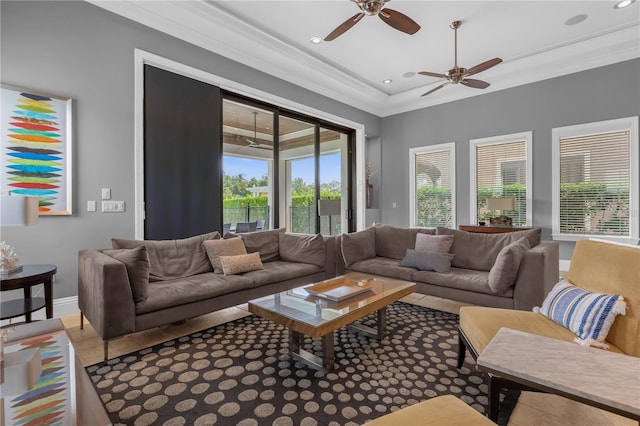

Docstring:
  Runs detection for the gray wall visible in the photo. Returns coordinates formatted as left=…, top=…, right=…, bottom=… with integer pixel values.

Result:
left=0, top=1, right=381, bottom=300
left=380, top=58, right=640, bottom=261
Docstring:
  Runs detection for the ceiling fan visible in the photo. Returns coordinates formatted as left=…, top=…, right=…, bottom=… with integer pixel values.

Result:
left=245, top=111, right=269, bottom=149
left=324, top=0, right=420, bottom=41
left=419, top=20, right=502, bottom=97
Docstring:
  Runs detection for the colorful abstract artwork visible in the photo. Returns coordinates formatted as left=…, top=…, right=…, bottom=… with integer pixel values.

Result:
left=1, top=86, right=72, bottom=215
left=3, top=331, right=73, bottom=425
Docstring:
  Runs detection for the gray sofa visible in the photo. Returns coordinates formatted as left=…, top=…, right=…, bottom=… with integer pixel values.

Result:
left=339, top=224, right=559, bottom=311
left=78, top=229, right=338, bottom=359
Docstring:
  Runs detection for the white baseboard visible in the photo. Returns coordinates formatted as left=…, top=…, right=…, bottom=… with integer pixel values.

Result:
left=0, top=296, right=79, bottom=327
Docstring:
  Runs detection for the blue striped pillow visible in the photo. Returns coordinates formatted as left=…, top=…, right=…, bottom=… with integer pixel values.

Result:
left=534, top=280, right=626, bottom=348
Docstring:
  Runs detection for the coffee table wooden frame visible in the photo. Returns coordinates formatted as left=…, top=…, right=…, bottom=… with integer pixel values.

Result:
left=248, top=273, right=416, bottom=373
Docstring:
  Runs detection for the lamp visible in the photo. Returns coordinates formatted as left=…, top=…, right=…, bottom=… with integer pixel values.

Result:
left=486, top=197, right=515, bottom=226
left=318, top=199, right=340, bottom=235
left=1, top=194, right=39, bottom=274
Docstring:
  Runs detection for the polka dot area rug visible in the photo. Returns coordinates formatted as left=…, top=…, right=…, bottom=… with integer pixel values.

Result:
left=86, top=302, right=506, bottom=426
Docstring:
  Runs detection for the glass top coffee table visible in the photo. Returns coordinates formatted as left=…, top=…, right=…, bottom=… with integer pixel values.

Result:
left=248, top=272, right=416, bottom=373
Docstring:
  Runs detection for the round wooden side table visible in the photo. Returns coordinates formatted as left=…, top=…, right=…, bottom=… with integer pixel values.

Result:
left=0, top=264, right=57, bottom=323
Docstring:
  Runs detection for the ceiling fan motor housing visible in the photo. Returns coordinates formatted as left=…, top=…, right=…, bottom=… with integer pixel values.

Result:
left=355, top=0, right=386, bottom=16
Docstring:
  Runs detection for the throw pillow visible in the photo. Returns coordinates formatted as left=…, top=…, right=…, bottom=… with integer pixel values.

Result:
left=224, top=228, right=284, bottom=262
left=400, top=249, right=455, bottom=273
left=341, top=227, right=376, bottom=266
left=203, top=237, right=247, bottom=274
left=279, top=233, right=325, bottom=267
left=414, top=234, right=454, bottom=253
left=112, top=231, right=220, bottom=281
left=220, top=252, right=263, bottom=275
left=487, top=237, right=531, bottom=293
left=102, top=246, right=150, bottom=303
left=533, top=280, right=627, bottom=348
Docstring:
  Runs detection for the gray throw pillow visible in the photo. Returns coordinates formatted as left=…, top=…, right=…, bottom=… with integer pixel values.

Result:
left=341, top=227, right=376, bottom=266
left=224, top=228, right=284, bottom=262
left=373, top=223, right=435, bottom=260
left=279, top=233, right=325, bottom=267
left=400, top=249, right=455, bottom=273
left=488, top=237, right=531, bottom=293
left=112, top=231, right=220, bottom=281
left=203, top=237, right=247, bottom=273
left=414, top=234, right=454, bottom=253
left=102, top=246, right=150, bottom=303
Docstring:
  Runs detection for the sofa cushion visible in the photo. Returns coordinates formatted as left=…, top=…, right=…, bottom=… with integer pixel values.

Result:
left=135, top=273, right=254, bottom=314
left=220, top=252, right=263, bottom=276
left=279, top=233, right=325, bottom=267
left=203, top=237, right=247, bottom=274
left=400, top=249, right=455, bottom=273
left=414, top=234, right=454, bottom=253
left=243, top=260, right=322, bottom=287
left=374, top=223, right=435, bottom=260
left=341, top=227, right=376, bottom=266
left=347, top=256, right=415, bottom=281
left=488, top=237, right=531, bottom=293
left=534, top=280, right=627, bottom=348
left=102, top=246, right=150, bottom=303
left=435, top=227, right=540, bottom=271
left=225, top=228, right=284, bottom=263
left=112, top=231, right=220, bottom=281
left=413, top=268, right=502, bottom=296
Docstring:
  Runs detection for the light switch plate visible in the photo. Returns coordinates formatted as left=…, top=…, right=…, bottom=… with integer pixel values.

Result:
left=102, top=201, right=125, bottom=212
left=87, top=200, right=96, bottom=212
left=101, top=188, right=111, bottom=200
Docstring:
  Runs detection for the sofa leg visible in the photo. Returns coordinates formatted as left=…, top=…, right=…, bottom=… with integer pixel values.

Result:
left=80, top=312, right=84, bottom=330
left=487, top=375, right=501, bottom=422
left=104, top=341, right=109, bottom=361
left=457, top=334, right=466, bottom=368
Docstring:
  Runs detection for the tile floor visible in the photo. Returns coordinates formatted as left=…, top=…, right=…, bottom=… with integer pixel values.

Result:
left=61, top=293, right=635, bottom=426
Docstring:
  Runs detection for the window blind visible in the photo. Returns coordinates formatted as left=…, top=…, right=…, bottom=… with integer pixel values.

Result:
left=415, top=148, right=452, bottom=228
left=475, top=140, right=527, bottom=226
left=559, top=130, right=630, bottom=236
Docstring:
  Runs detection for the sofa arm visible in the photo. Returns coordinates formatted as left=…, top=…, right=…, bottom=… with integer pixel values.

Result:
left=78, top=249, right=136, bottom=340
left=512, top=241, right=559, bottom=311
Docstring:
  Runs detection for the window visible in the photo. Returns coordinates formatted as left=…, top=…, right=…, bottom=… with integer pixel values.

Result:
left=409, top=142, right=456, bottom=228
left=552, top=117, right=639, bottom=242
left=470, top=132, right=532, bottom=226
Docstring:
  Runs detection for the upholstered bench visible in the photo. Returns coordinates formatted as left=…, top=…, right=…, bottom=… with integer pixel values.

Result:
left=364, top=395, right=495, bottom=426
left=458, top=239, right=640, bottom=421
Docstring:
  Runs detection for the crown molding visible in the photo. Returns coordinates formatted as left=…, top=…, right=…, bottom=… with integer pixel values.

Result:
left=88, top=1, right=639, bottom=118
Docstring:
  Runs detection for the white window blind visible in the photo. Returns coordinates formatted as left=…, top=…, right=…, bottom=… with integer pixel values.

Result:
left=559, top=130, right=630, bottom=236
left=410, top=143, right=455, bottom=228
left=475, top=139, right=528, bottom=226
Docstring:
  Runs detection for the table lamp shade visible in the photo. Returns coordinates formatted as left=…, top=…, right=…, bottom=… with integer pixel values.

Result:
left=486, top=197, right=515, bottom=212
left=1, top=195, right=39, bottom=226
left=318, top=199, right=340, bottom=216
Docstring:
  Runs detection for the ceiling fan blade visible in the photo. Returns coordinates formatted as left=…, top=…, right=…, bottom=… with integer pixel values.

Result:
left=418, top=71, right=447, bottom=79
left=465, top=58, right=503, bottom=76
left=324, top=13, right=365, bottom=41
left=378, top=8, right=420, bottom=35
left=461, top=78, right=491, bottom=89
left=421, top=82, right=449, bottom=97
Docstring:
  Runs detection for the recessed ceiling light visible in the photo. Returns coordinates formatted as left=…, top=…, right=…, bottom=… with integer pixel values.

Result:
left=382, top=79, right=392, bottom=84
left=614, top=0, right=635, bottom=8
left=564, top=14, right=588, bottom=26
left=310, top=36, right=323, bottom=44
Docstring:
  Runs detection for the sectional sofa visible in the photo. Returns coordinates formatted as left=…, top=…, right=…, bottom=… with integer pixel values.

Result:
left=339, top=223, right=559, bottom=311
left=78, top=229, right=338, bottom=359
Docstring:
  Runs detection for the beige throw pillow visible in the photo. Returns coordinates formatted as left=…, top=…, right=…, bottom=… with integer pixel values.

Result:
left=414, top=234, right=454, bottom=253
left=488, top=237, right=531, bottom=293
left=220, top=252, right=263, bottom=275
left=203, top=238, right=247, bottom=273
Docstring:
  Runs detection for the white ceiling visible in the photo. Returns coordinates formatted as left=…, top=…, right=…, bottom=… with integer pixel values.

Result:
left=90, top=0, right=639, bottom=117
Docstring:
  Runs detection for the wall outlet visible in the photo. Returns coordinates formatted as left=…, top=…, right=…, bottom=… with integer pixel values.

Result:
left=102, top=201, right=125, bottom=212
left=101, top=188, right=111, bottom=200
